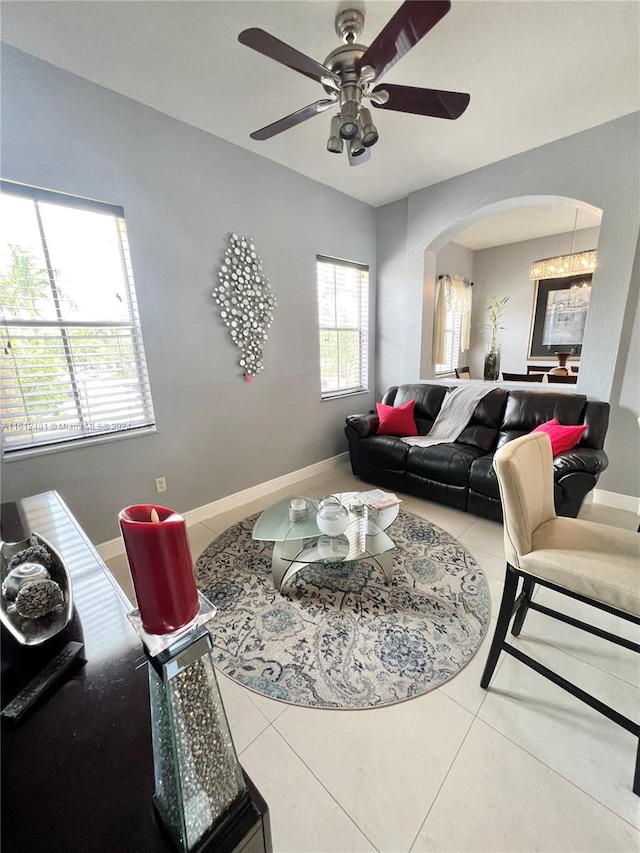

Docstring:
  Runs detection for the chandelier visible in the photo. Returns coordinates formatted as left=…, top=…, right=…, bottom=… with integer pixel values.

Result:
left=529, top=250, right=597, bottom=281
left=530, top=209, right=597, bottom=281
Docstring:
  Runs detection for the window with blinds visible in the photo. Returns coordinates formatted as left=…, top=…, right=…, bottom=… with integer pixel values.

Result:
left=1, top=181, right=155, bottom=457
left=316, top=255, right=369, bottom=398
left=435, top=312, right=463, bottom=374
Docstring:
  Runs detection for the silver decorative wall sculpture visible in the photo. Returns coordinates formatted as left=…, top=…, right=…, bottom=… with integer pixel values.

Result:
left=213, top=234, right=277, bottom=381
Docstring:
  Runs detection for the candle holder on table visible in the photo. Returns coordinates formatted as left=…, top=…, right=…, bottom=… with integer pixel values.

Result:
left=119, top=504, right=253, bottom=853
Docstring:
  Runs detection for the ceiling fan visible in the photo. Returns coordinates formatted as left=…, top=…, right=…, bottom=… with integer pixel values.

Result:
left=238, top=0, right=470, bottom=166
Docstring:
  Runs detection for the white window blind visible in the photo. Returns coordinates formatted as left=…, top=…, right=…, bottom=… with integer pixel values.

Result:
left=316, top=255, right=369, bottom=398
left=435, top=311, right=463, bottom=374
left=1, top=181, right=155, bottom=457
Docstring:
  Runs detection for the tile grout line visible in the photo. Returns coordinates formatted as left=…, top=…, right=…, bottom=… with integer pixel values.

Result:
left=263, top=723, right=382, bottom=852
left=476, top=715, right=640, bottom=833
left=407, top=712, right=477, bottom=853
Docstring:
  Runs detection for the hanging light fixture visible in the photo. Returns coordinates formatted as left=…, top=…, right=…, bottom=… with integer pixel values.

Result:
left=529, top=209, right=597, bottom=281
left=327, top=115, right=344, bottom=154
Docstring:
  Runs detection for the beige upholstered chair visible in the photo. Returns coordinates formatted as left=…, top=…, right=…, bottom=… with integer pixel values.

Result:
left=481, top=432, right=640, bottom=794
left=454, top=365, right=471, bottom=380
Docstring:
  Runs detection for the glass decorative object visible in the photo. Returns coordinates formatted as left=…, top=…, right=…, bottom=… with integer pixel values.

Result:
left=316, top=495, right=350, bottom=537
left=212, top=234, right=277, bottom=381
left=483, top=343, right=501, bottom=382
left=0, top=533, right=73, bottom=646
left=120, top=502, right=249, bottom=851
left=146, top=626, right=248, bottom=852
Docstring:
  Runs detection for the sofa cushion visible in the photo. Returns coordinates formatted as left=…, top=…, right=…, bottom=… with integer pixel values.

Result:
left=376, top=400, right=418, bottom=436
left=532, top=418, right=588, bottom=456
left=407, top=442, right=485, bottom=487
left=496, top=390, right=587, bottom=449
left=456, top=388, right=508, bottom=452
left=357, top=435, right=409, bottom=471
left=381, top=384, right=448, bottom=435
left=468, top=455, right=499, bottom=499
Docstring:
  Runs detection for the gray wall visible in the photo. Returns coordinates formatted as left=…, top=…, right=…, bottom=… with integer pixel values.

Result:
left=375, top=198, right=408, bottom=399
left=377, top=114, right=640, bottom=498
left=0, top=47, right=377, bottom=542
left=598, top=235, right=640, bottom=497
left=470, top=227, right=600, bottom=378
left=376, top=113, right=639, bottom=403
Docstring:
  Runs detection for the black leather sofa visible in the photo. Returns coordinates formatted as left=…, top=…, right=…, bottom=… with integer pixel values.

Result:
left=345, top=383, right=610, bottom=522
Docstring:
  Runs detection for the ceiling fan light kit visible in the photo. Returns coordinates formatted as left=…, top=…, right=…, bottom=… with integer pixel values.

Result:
left=239, top=0, right=470, bottom=167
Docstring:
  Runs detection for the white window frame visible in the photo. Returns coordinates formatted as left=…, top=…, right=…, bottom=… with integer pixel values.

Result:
left=1, top=181, right=156, bottom=459
left=316, top=255, right=369, bottom=399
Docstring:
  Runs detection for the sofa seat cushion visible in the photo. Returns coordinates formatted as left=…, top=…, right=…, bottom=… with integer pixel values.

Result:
left=470, top=447, right=606, bottom=502
left=358, top=436, right=409, bottom=471
left=469, top=455, right=499, bottom=499
left=407, top=442, right=485, bottom=487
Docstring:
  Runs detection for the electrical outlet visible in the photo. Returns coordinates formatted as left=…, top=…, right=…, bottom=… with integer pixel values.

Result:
left=155, top=477, right=167, bottom=494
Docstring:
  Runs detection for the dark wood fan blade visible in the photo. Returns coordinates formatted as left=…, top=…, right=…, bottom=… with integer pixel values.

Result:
left=371, top=84, right=470, bottom=119
left=357, top=1, right=451, bottom=82
left=348, top=146, right=371, bottom=167
left=250, top=100, right=336, bottom=141
left=239, top=28, right=339, bottom=86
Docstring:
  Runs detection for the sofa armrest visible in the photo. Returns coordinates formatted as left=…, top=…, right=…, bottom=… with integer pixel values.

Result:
left=553, top=447, right=609, bottom=479
left=345, top=413, right=379, bottom=439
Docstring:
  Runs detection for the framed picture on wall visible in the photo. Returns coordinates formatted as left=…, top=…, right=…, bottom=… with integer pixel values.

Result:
left=528, top=274, right=592, bottom=359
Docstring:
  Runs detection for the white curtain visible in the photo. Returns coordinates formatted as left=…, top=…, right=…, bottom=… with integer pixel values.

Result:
left=432, top=276, right=448, bottom=365
left=432, top=275, right=472, bottom=365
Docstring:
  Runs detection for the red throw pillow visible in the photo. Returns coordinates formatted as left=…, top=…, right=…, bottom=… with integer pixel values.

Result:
left=376, top=400, right=418, bottom=436
left=532, top=418, right=587, bottom=455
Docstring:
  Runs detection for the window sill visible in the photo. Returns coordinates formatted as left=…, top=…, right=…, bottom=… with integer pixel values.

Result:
left=2, top=425, right=158, bottom=462
left=321, top=388, right=369, bottom=401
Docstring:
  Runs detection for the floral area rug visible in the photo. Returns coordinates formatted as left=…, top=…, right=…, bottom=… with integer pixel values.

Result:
left=195, top=508, right=490, bottom=709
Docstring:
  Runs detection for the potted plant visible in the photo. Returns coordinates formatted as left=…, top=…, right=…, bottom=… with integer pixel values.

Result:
left=482, top=295, right=509, bottom=381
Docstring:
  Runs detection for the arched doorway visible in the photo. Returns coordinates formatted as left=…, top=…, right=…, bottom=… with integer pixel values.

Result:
left=419, top=196, right=603, bottom=383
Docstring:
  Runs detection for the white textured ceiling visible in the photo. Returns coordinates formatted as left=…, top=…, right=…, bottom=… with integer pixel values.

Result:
left=2, top=1, right=639, bottom=208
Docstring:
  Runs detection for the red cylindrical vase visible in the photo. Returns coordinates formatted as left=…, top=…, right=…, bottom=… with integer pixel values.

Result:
left=119, top=504, right=199, bottom=636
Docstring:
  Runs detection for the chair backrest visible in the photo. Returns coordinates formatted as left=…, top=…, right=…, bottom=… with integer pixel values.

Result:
left=502, top=372, right=544, bottom=382
left=527, top=365, right=551, bottom=374
left=547, top=374, right=578, bottom=384
left=455, top=366, right=471, bottom=380
left=493, top=432, right=556, bottom=567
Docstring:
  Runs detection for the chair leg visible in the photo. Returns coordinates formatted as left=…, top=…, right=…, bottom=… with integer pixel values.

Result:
left=481, top=565, right=520, bottom=689
left=634, top=740, right=640, bottom=797
left=512, top=576, right=535, bottom=637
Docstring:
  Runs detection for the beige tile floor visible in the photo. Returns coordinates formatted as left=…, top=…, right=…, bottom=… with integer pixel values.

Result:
left=106, top=465, right=640, bottom=852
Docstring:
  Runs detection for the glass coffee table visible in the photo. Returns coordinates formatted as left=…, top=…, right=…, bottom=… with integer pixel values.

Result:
left=252, top=492, right=399, bottom=592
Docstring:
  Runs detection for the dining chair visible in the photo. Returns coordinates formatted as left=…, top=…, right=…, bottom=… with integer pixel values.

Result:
left=501, top=372, right=544, bottom=382
left=547, top=374, right=578, bottom=384
left=481, top=432, right=640, bottom=794
left=454, top=366, right=471, bottom=379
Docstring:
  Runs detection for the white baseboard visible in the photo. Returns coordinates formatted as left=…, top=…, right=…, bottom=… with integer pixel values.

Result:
left=591, top=488, right=640, bottom=514
left=96, top=452, right=350, bottom=562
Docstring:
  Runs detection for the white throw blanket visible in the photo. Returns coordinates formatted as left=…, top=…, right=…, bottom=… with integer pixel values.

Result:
left=401, top=384, right=494, bottom=448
